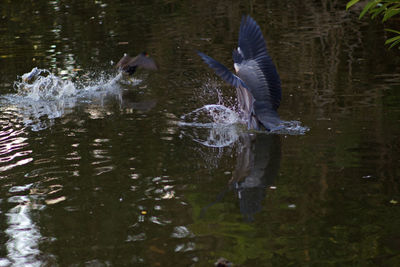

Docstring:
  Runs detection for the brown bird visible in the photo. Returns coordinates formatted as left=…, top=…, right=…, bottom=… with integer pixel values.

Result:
left=115, top=52, right=158, bottom=76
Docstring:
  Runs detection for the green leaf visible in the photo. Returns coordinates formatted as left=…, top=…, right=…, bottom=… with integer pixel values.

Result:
left=385, top=28, right=400, bottom=34
left=359, top=0, right=380, bottom=19
left=387, top=37, right=400, bottom=48
left=371, top=5, right=387, bottom=19
left=389, top=39, right=400, bottom=48
left=346, top=0, right=360, bottom=10
left=382, top=8, right=400, bottom=22
left=385, top=35, right=400, bottom=44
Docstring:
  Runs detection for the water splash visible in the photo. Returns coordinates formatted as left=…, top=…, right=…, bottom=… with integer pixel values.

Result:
left=178, top=103, right=309, bottom=147
left=180, top=104, right=242, bottom=127
left=179, top=105, right=243, bottom=147
left=182, top=124, right=241, bottom=148
left=198, top=79, right=229, bottom=106
left=15, top=68, right=76, bottom=101
left=269, top=120, right=310, bottom=135
left=1, top=68, right=139, bottom=131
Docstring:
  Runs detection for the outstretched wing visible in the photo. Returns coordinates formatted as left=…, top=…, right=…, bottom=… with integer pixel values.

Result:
left=115, top=53, right=158, bottom=72
left=130, top=54, right=158, bottom=70
left=197, top=50, right=257, bottom=126
left=115, top=54, right=132, bottom=69
left=197, top=51, right=246, bottom=89
left=236, top=15, right=281, bottom=112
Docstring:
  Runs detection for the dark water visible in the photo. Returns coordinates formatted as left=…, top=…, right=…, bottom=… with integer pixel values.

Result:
left=1, top=0, right=400, bottom=266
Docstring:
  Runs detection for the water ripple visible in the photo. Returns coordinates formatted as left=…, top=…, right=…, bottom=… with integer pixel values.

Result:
left=0, top=112, right=32, bottom=173
left=5, top=202, right=42, bottom=266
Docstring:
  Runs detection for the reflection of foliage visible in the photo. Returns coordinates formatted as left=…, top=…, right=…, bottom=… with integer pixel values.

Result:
left=187, top=174, right=400, bottom=266
left=346, top=0, right=400, bottom=48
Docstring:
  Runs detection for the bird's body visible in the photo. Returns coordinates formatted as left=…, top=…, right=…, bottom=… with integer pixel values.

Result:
left=115, top=52, right=157, bottom=76
left=197, top=16, right=282, bottom=131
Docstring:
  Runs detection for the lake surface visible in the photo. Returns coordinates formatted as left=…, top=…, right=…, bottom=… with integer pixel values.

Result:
left=1, top=0, right=400, bottom=266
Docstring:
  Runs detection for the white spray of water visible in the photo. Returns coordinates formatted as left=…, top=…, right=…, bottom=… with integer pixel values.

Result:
left=2, top=67, right=136, bottom=131
left=15, top=68, right=76, bottom=101
left=180, top=104, right=241, bottom=127
left=178, top=83, right=309, bottom=147
left=178, top=105, right=244, bottom=147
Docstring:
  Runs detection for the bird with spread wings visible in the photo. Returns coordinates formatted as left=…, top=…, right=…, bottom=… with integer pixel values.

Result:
left=197, top=15, right=282, bottom=131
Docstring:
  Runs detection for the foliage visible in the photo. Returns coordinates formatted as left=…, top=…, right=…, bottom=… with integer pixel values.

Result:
left=346, top=0, right=400, bottom=49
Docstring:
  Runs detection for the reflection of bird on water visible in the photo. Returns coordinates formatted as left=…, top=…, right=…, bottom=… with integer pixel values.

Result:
left=231, top=133, right=281, bottom=221
left=200, top=134, right=281, bottom=222
left=197, top=15, right=282, bottom=131
left=115, top=52, right=158, bottom=76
